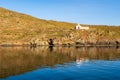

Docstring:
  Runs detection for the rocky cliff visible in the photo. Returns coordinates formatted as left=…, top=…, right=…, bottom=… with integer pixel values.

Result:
left=0, top=7, right=120, bottom=46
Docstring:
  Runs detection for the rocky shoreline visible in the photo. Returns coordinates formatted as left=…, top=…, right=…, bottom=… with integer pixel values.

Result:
left=0, top=39, right=120, bottom=47
left=1, top=7, right=120, bottom=48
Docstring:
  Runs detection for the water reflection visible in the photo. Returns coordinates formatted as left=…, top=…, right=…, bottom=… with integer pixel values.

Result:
left=76, top=58, right=89, bottom=67
left=0, top=46, right=120, bottom=78
left=49, top=46, right=54, bottom=52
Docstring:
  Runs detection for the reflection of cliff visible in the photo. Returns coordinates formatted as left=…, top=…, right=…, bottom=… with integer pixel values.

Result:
left=0, top=47, right=77, bottom=78
left=0, top=47, right=120, bottom=78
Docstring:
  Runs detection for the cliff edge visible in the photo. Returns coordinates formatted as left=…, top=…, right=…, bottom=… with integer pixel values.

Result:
left=0, top=7, right=120, bottom=46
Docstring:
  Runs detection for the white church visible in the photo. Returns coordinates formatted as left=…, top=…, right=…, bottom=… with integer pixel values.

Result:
left=75, top=24, right=89, bottom=30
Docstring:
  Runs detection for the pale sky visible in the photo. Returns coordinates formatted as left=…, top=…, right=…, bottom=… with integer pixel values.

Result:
left=1, top=0, right=120, bottom=25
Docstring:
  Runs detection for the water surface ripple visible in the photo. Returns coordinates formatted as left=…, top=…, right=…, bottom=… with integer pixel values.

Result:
left=0, top=47, right=120, bottom=80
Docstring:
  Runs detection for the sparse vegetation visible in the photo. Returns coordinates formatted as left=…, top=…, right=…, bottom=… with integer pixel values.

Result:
left=0, top=7, right=120, bottom=46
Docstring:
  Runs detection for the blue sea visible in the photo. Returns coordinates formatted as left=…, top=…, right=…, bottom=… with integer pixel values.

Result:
left=0, top=47, right=120, bottom=80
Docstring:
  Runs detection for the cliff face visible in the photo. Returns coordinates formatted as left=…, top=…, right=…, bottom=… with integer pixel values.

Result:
left=0, top=7, right=120, bottom=46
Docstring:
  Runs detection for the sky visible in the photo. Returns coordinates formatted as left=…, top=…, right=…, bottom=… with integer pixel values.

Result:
left=0, top=0, right=120, bottom=25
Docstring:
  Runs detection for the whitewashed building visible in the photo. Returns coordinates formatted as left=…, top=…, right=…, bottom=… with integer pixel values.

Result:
left=75, top=24, right=89, bottom=30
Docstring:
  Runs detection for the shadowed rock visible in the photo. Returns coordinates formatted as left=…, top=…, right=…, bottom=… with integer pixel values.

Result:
left=48, top=39, right=54, bottom=46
